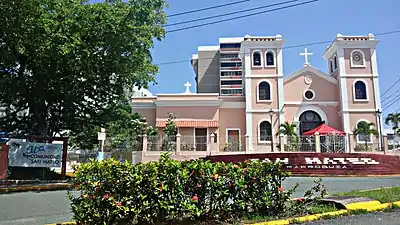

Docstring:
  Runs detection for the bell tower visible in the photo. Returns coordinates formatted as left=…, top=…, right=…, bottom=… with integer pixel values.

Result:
left=323, top=33, right=382, bottom=151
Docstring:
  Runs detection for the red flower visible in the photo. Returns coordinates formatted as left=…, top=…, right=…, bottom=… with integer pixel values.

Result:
left=96, top=187, right=101, bottom=192
left=297, top=198, right=303, bottom=203
left=243, top=168, right=248, bottom=172
left=89, top=194, right=95, bottom=200
left=103, top=194, right=110, bottom=199
left=117, top=202, right=123, bottom=207
left=278, top=187, right=285, bottom=192
left=252, top=176, right=257, bottom=180
left=192, top=195, right=198, bottom=201
left=233, top=164, right=239, bottom=169
left=196, top=183, right=201, bottom=188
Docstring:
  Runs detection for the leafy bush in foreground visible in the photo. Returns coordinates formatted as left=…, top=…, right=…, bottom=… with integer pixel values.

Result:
left=69, top=153, right=326, bottom=225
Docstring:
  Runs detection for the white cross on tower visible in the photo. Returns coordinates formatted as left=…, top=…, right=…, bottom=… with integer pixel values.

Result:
left=184, top=81, right=192, bottom=93
left=299, top=48, right=313, bottom=65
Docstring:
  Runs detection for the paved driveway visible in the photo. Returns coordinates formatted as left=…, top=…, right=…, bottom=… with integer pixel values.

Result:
left=0, top=176, right=399, bottom=225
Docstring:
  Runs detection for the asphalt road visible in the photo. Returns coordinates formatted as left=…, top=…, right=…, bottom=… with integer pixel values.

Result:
left=0, top=177, right=399, bottom=225
left=303, top=209, right=400, bottom=225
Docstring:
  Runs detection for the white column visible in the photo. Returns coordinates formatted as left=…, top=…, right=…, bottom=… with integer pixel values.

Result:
left=277, top=48, right=285, bottom=125
left=338, top=48, right=350, bottom=152
left=244, top=48, right=253, bottom=151
left=370, top=48, right=383, bottom=150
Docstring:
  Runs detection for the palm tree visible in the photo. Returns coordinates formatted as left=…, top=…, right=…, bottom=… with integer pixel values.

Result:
left=276, top=122, right=298, bottom=151
left=276, top=122, right=297, bottom=136
left=385, top=112, right=400, bottom=133
left=353, top=121, right=379, bottom=149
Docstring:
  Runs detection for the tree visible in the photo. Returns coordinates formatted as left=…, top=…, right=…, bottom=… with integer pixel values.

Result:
left=69, top=99, right=157, bottom=151
left=276, top=122, right=299, bottom=152
left=160, top=113, right=177, bottom=151
left=353, top=121, right=378, bottom=149
left=0, top=0, right=167, bottom=136
left=385, top=112, right=400, bottom=133
left=276, top=122, right=298, bottom=136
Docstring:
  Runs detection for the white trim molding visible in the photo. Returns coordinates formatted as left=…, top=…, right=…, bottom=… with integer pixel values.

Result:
left=337, top=48, right=350, bottom=135
left=246, top=109, right=280, bottom=113
left=256, top=80, right=273, bottom=102
left=339, top=74, right=378, bottom=78
left=341, top=108, right=379, bottom=113
left=284, top=101, right=339, bottom=107
left=264, top=49, right=276, bottom=68
left=355, top=119, right=374, bottom=144
left=303, top=89, right=316, bottom=101
left=352, top=79, right=369, bottom=102
left=293, top=105, right=328, bottom=124
left=284, top=64, right=338, bottom=85
left=251, top=49, right=263, bottom=68
left=277, top=48, right=285, bottom=125
left=258, top=120, right=273, bottom=144
left=244, top=47, right=253, bottom=150
left=154, top=100, right=223, bottom=107
left=350, top=49, right=366, bottom=68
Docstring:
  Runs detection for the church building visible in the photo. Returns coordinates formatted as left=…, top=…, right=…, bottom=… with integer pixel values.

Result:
left=131, top=33, right=383, bottom=153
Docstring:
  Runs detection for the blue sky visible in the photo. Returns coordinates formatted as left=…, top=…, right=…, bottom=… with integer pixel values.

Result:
left=92, top=0, right=399, bottom=116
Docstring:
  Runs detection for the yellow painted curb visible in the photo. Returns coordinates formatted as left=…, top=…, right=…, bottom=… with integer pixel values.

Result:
left=0, top=183, right=74, bottom=193
left=248, top=200, right=400, bottom=225
left=346, top=200, right=382, bottom=210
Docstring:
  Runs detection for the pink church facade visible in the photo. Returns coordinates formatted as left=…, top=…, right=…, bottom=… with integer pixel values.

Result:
left=132, top=33, right=384, bottom=154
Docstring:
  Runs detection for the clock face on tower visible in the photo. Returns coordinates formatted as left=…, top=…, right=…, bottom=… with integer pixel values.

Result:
left=304, top=75, right=312, bottom=85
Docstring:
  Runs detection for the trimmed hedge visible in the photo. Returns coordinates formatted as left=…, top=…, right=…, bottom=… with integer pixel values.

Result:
left=69, top=153, right=326, bottom=225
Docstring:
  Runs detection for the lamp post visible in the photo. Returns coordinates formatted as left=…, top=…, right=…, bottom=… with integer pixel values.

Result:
left=269, top=108, right=274, bottom=152
left=376, top=109, right=383, bottom=152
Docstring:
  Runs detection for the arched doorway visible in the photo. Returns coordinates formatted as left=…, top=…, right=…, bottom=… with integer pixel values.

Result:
left=299, top=110, right=322, bottom=135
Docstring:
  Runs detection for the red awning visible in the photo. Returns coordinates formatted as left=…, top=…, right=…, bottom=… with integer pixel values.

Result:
left=303, top=124, right=346, bottom=136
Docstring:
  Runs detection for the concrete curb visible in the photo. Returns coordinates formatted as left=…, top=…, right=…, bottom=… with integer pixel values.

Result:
left=249, top=200, right=400, bottom=225
left=0, top=183, right=74, bottom=194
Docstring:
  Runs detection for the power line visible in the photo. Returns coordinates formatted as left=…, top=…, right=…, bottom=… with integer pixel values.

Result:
left=382, top=88, right=400, bottom=105
left=166, top=0, right=318, bottom=33
left=165, top=0, right=302, bottom=27
left=383, top=95, right=400, bottom=111
left=381, top=77, right=400, bottom=98
left=156, top=29, right=400, bottom=66
left=168, top=0, right=250, bottom=18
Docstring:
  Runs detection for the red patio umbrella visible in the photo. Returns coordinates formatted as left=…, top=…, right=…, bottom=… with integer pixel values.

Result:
left=303, top=123, right=346, bottom=136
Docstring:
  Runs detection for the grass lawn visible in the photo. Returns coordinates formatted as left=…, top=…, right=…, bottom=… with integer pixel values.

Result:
left=333, top=186, right=400, bottom=203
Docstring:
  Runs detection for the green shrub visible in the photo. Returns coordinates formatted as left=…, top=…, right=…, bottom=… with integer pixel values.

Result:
left=69, top=153, right=326, bottom=225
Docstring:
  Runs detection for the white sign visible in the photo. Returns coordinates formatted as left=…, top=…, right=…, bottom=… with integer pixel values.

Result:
left=8, top=140, right=63, bottom=167
left=98, top=132, right=106, bottom=141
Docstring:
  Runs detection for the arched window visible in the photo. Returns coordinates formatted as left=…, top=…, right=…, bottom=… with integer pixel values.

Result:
left=258, top=81, right=271, bottom=101
left=265, top=51, right=275, bottom=66
left=350, top=50, right=365, bottom=67
left=259, top=121, right=272, bottom=142
left=252, top=51, right=262, bottom=66
left=354, top=81, right=367, bottom=100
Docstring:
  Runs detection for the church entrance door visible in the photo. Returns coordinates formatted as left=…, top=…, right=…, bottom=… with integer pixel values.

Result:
left=299, top=110, right=322, bottom=135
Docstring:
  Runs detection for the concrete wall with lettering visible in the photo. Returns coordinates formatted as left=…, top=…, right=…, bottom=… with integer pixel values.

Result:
left=205, top=153, right=400, bottom=176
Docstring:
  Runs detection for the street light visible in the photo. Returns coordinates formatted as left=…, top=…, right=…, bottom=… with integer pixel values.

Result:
left=376, top=109, right=383, bottom=152
left=269, top=108, right=274, bottom=152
